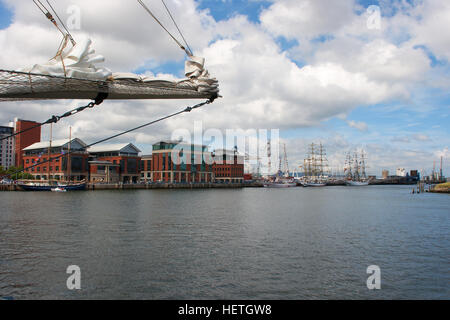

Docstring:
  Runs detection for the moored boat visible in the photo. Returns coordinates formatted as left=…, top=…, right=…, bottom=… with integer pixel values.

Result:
left=19, top=182, right=86, bottom=191
left=345, top=180, right=369, bottom=186
left=264, top=181, right=297, bottom=188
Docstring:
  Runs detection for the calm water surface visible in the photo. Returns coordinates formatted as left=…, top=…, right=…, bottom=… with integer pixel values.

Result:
left=0, top=185, right=448, bottom=299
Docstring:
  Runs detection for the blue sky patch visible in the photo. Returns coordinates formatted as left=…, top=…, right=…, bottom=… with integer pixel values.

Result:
left=0, top=2, right=13, bottom=29
left=198, top=0, right=271, bottom=23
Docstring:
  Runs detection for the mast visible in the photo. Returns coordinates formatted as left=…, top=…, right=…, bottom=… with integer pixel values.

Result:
left=360, top=149, right=366, bottom=179
left=48, top=123, right=52, bottom=183
left=283, top=143, right=289, bottom=177
left=353, top=151, right=360, bottom=181
left=347, top=152, right=353, bottom=180
left=68, top=126, right=71, bottom=183
left=267, top=140, right=271, bottom=178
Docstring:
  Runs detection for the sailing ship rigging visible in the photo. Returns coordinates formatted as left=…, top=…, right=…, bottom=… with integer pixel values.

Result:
left=302, top=143, right=329, bottom=187
left=264, top=143, right=296, bottom=188
left=344, top=149, right=369, bottom=186
left=0, top=0, right=219, bottom=102
left=2, top=1, right=220, bottom=185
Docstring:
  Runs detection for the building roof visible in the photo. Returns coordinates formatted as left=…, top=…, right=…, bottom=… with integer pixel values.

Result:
left=88, top=143, right=141, bottom=154
left=23, top=138, right=87, bottom=151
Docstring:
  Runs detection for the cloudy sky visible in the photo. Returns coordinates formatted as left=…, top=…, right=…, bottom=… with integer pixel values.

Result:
left=0, top=0, right=449, bottom=176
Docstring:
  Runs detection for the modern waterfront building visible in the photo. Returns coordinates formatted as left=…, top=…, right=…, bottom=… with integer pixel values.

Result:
left=14, top=118, right=41, bottom=168
left=22, top=138, right=89, bottom=181
left=0, top=126, right=14, bottom=170
left=88, top=143, right=142, bottom=184
left=382, top=170, right=389, bottom=179
left=150, top=140, right=213, bottom=183
left=212, top=149, right=244, bottom=183
left=140, top=154, right=153, bottom=182
left=88, top=160, right=120, bottom=183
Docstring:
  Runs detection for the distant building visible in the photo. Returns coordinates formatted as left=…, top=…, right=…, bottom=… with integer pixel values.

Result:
left=410, top=170, right=419, bottom=178
left=14, top=118, right=41, bottom=168
left=150, top=140, right=213, bottom=183
left=382, top=170, right=389, bottom=179
left=212, top=149, right=244, bottom=183
left=23, top=138, right=89, bottom=181
left=88, top=143, right=142, bottom=184
left=0, top=126, right=14, bottom=170
left=396, top=168, right=407, bottom=177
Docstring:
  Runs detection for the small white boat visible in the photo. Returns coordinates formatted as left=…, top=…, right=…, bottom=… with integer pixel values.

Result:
left=51, top=187, right=67, bottom=192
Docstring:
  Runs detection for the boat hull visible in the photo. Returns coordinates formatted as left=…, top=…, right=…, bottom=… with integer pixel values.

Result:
left=19, top=183, right=86, bottom=191
left=303, top=182, right=326, bottom=187
left=345, top=181, right=369, bottom=186
left=264, top=183, right=297, bottom=188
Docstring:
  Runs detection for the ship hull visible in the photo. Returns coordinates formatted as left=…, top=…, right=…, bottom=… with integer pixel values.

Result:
left=264, top=182, right=297, bottom=188
left=345, top=181, right=369, bottom=186
left=19, top=183, right=86, bottom=191
left=303, top=182, right=326, bottom=187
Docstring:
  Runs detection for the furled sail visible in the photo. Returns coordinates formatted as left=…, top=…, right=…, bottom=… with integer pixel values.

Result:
left=0, top=39, right=219, bottom=101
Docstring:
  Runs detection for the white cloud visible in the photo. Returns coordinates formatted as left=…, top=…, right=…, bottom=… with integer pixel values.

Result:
left=347, top=120, right=368, bottom=132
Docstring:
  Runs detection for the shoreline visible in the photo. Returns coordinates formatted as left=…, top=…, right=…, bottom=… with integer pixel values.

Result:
left=0, top=180, right=444, bottom=191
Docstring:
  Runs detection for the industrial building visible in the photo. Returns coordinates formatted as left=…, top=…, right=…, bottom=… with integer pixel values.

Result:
left=22, top=138, right=89, bottom=181
left=212, top=149, right=245, bottom=183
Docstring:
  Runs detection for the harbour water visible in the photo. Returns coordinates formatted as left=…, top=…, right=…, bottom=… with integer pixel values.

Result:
left=0, top=185, right=448, bottom=299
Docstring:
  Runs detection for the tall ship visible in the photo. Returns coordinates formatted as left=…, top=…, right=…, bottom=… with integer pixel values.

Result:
left=264, top=143, right=297, bottom=188
left=344, top=149, right=369, bottom=186
left=301, top=143, right=329, bottom=187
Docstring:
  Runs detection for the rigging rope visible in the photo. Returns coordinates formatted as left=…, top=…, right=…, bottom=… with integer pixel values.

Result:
left=160, top=0, right=193, bottom=56
left=137, top=0, right=192, bottom=57
left=3, top=95, right=216, bottom=179
left=0, top=93, right=107, bottom=143
left=45, top=0, right=76, bottom=46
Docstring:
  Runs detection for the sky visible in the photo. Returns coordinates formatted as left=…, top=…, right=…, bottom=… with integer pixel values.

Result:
left=0, top=0, right=449, bottom=177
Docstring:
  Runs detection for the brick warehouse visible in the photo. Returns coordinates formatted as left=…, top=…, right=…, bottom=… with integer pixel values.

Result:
left=88, top=143, right=141, bottom=184
left=212, top=149, right=245, bottom=183
left=23, top=138, right=89, bottom=181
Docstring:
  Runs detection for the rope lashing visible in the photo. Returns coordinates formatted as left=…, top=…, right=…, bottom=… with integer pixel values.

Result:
left=0, top=93, right=108, bottom=142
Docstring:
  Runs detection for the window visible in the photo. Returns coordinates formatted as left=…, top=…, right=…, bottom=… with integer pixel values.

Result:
left=127, top=159, right=137, bottom=173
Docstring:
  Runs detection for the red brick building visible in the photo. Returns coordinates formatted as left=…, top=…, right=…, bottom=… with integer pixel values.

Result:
left=151, top=140, right=213, bottom=183
left=14, top=118, right=41, bottom=168
left=212, top=149, right=244, bottom=183
left=140, top=155, right=153, bottom=182
left=22, top=138, right=89, bottom=181
left=88, top=143, right=141, bottom=183
left=89, top=160, right=120, bottom=183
